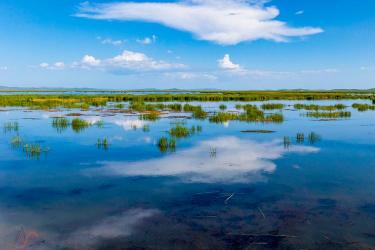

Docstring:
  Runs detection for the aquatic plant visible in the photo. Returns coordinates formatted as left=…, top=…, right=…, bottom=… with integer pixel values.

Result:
left=306, top=111, right=351, bottom=119
left=209, top=112, right=238, bottom=123
left=114, top=103, right=125, bottom=109
left=352, top=103, right=375, bottom=112
left=294, top=103, right=347, bottom=111
left=219, top=104, right=227, bottom=110
left=140, top=112, right=160, bottom=121
left=261, top=103, right=285, bottom=110
left=235, top=104, right=242, bottom=110
left=142, top=124, right=150, bottom=132
left=308, top=132, right=321, bottom=144
left=157, top=137, right=176, bottom=153
left=3, top=121, right=19, bottom=133
left=23, top=143, right=49, bottom=159
left=11, top=135, right=23, bottom=148
left=52, top=117, right=70, bottom=133
left=71, top=118, right=90, bottom=133
left=169, top=125, right=191, bottom=138
left=210, top=147, right=217, bottom=158
left=296, top=133, right=305, bottom=144
left=97, top=138, right=110, bottom=150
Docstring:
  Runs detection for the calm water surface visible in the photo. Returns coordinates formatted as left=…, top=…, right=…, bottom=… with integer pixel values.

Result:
left=1, top=100, right=375, bottom=249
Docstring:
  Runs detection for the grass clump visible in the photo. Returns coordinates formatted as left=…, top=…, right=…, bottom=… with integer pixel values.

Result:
left=157, top=137, right=176, bottom=153
left=306, top=111, right=351, bottom=119
left=23, top=143, right=49, bottom=159
left=219, top=104, right=227, bottom=110
left=296, top=133, right=305, bottom=143
left=209, top=112, right=238, bottom=123
left=11, top=135, right=23, bottom=148
left=169, top=125, right=191, bottom=138
left=352, top=103, right=375, bottom=112
left=97, top=138, right=110, bottom=150
left=308, top=132, right=321, bottom=144
left=261, top=103, right=285, bottom=110
left=4, top=122, right=19, bottom=133
left=294, top=103, right=347, bottom=111
left=52, top=117, right=70, bottom=133
left=71, top=118, right=90, bottom=133
left=140, top=112, right=160, bottom=121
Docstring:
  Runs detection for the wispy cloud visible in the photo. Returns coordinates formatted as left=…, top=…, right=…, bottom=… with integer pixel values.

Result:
left=165, top=71, right=218, bottom=81
left=295, top=10, right=304, bottom=15
left=137, top=35, right=157, bottom=45
left=97, top=36, right=126, bottom=46
left=76, top=0, right=323, bottom=45
left=39, top=62, right=65, bottom=70
left=0, top=66, right=7, bottom=71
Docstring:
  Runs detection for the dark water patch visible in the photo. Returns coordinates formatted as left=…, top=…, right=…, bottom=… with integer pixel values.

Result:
left=359, top=203, right=375, bottom=214
left=13, top=187, right=63, bottom=203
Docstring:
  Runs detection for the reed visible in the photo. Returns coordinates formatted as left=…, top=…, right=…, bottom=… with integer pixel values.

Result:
left=97, top=138, right=110, bottom=150
left=308, top=132, right=321, bottom=144
left=140, top=112, right=160, bottom=121
left=157, top=137, right=176, bottom=153
left=306, top=111, right=351, bottom=118
left=219, top=104, right=227, bottom=110
left=4, top=122, right=19, bottom=133
left=169, top=125, right=191, bottom=138
left=52, top=117, right=70, bottom=133
left=352, top=103, right=375, bottom=112
left=261, top=103, right=284, bottom=110
left=71, top=118, right=90, bottom=133
left=11, top=135, right=23, bottom=148
left=294, top=103, right=347, bottom=111
left=296, top=133, right=305, bottom=144
left=23, top=143, right=49, bottom=159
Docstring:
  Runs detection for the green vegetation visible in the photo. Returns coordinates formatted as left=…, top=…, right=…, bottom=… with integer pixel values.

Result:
left=306, top=111, right=351, bottom=118
left=352, top=103, right=375, bottom=111
left=209, top=105, right=284, bottom=123
left=169, top=124, right=202, bottom=138
left=23, top=144, right=49, bottom=159
left=97, top=138, right=110, bottom=150
left=52, top=117, right=70, bottom=133
left=4, top=122, right=19, bottom=133
left=1, top=90, right=373, bottom=109
left=11, top=135, right=23, bottom=148
left=219, top=104, right=227, bottom=110
left=308, top=132, right=321, bottom=144
left=142, top=124, right=150, bottom=132
left=283, top=136, right=291, bottom=149
left=261, top=103, right=285, bottom=110
left=71, top=118, right=90, bottom=133
left=114, top=103, right=125, bottom=109
left=296, top=133, right=305, bottom=144
left=140, top=112, right=160, bottom=121
left=157, top=137, right=176, bottom=153
left=294, top=103, right=346, bottom=111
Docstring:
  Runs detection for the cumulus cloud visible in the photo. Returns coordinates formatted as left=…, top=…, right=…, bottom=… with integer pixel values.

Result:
left=72, top=50, right=184, bottom=72
left=39, top=62, right=65, bottom=70
left=77, top=0, right=323, bottom=45
left=218, top=54, right=241, bottom=70
left=87, top=137, right=319, bottom=183
left=137, top=35, right=157, bottom=45
left=113, top=118, right=148, bottom=131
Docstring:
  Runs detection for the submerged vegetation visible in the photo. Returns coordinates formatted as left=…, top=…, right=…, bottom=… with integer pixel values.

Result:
left=52, top=117, right=70, bottom=133
left=97, top=138, right=110, bottom=150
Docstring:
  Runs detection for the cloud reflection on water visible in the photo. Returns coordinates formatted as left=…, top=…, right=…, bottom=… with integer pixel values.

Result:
left=89, top=137, right=319, bottom=183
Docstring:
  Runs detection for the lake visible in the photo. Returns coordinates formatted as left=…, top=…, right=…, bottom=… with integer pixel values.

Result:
left=1, top=100, right=375, bottom=249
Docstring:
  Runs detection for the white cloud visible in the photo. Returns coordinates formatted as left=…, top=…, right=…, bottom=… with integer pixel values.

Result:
left=87, top=137, right=319, bottom=183
left=101, top=38, right=125, bottom=46
left=218, top=54, right=241, bottom=70
left=300, top=68, right=339, bottom=74
left=113, top=118, right=148, bottom=131
left=0, top=66, right=8, bottom=71
left=295, top=10, right=304, bottom=15
left=39, top=62, right=65, bottom=70
left=77, top=0, right=323, bottom=45
left=81, top=55, right=101, bottom=67
left=165, top=71, right=217, bottom=81
left=137, top=35, right=157, bottom=45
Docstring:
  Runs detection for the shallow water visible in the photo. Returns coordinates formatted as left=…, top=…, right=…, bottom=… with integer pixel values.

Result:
left=1, top=100, right=375, bottom=249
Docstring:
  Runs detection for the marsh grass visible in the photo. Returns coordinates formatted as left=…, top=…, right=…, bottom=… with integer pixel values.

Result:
left=219, top=104, right=227, bottom=110
left=52, top=117, right=70, bottom=133
left=157, top=137, right=176, bottom=153
left=23, top=143, right=49, bottom=159
left=261, top=103, right=285, bottom=110
left=308, top=132, right=321, bottom=144
left=169, top=125, right=190, bottom=138
left=4, top=122, right=19, bottom=133
left=283, top=136, right=291, bottom=149
left=352, top=103, right=375, bottom=112
left=97, top=138, right=110, bottom=150
left=306, top=111, right=351, bottom=119
left=140, top=112, right=160, bottom=121
left=11, top=135, right=23, bottom=149
left=142, top=124, right=150, bottom=132
left=294, top=103, right=347, bottom=111
left=296, top=133, right=305, bottom=144
left=71, top=118, right=90, bottom=133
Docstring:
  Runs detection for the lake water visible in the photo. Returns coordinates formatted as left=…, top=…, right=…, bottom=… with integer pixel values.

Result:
left=1, top=100, right=375, bottom=249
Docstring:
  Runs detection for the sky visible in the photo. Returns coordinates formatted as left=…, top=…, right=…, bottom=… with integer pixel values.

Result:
left=0, top=0, right=374, bottom=90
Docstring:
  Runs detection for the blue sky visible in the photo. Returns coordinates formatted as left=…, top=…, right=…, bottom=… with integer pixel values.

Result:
left=0, top=0, right=374, bottom=90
